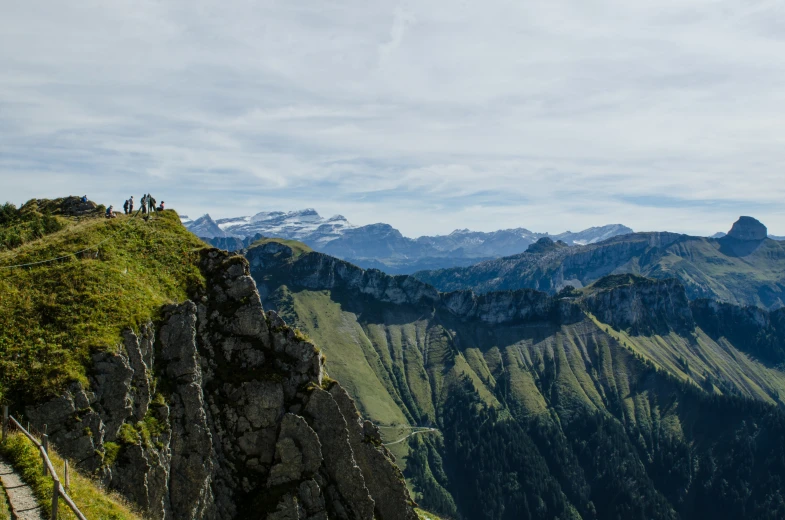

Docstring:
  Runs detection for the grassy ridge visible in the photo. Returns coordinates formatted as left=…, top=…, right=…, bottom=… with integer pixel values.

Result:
left=1, top=432, right=142, bottom=519
left=0, top=209, right=206, bottom=402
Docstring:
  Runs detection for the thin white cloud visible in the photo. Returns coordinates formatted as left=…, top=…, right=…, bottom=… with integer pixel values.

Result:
left=1, top=0, right=784, bottom=237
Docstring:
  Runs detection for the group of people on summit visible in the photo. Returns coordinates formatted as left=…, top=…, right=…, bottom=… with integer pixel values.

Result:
left=105, top=194, right=165, bottom=218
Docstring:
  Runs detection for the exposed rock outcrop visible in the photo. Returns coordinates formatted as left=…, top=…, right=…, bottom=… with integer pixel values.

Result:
left=582, top=275, right=695, bottom=335
left=525, top=237, right=568, bottom=254
left=692, top=299, right=785, bottom=366
left=248, top=242, right=440, bottom=308
left=327, top=385, right=417, bottom=520
left=21, top=196, right=100, bottom=217
left=249, top=243, right=583, bottom=326
left=25, top=249, right=417, bottom=520
left=727, top=216, right=767, bottom=241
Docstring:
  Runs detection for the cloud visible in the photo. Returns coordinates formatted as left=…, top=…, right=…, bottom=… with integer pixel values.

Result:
left=1, top=0, right=784, bottom=237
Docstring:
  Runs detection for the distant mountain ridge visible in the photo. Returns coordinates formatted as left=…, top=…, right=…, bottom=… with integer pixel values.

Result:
left=181, top=209, right=633, bottom=274
left=414, top=217, right=785, bottom=310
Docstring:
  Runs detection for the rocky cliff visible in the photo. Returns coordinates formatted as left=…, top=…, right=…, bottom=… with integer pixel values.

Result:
left=25, top=249, right=417, bottom=520
left=691, top=299, right=785, bottom=366
left=582, top=275, right=695, bottom=335
left=249, top=241, right=582, bottom=326
left=727, top=216, right=767, bottom=241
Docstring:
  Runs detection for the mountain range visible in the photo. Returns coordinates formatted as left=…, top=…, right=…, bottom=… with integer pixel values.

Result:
left=180, top=209, right=634, bottom=274
left=6, top=198, right=785, bottom=520
left=248, top=237, right=785, bottom=519
left=414, top=216, right=785, bottom=310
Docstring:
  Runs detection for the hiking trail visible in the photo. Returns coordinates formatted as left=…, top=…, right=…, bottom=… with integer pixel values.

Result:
left=0, top=456, right=43, bottom=520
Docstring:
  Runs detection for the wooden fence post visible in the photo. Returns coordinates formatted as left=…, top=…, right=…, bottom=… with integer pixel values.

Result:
left=51, top=479, right=60, bottom=520
left=64, top=460, right=70, bottom=491
left=42, top=434, right=49, bottom=476
left=2, top=405, right=7, bottom=442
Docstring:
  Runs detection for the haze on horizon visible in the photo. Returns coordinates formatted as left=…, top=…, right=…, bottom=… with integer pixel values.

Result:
left=2, top=0, right=784, bottom=238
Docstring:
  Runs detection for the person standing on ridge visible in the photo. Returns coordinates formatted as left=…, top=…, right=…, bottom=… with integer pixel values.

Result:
left=148, top=195, right=156, bottom=214
left=123, top=199, right=129, bottom=214
left=128, top=195, right=134, bottom=214
left=140, top=194, right=148, bottom=214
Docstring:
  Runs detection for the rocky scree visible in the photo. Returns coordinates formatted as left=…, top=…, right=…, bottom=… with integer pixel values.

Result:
left=24, top=249, right=417, bottom=520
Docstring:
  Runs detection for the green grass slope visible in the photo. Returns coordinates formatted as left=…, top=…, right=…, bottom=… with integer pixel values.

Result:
left=0, top=200, right=206, bottom=402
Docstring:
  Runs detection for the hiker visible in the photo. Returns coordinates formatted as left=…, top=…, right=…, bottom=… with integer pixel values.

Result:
left=105, top=205, right=117, bottom=218
left=148, top=195, right=156, bottom=214
left=81, top=195, right=88, bottom=203
left=123, top=199, right=129, bottom=214
left=157, top=200, right=165, bottom=211
left=140, top=194, right=148, bottom=214
left=128, top=195, right=134, bottom=213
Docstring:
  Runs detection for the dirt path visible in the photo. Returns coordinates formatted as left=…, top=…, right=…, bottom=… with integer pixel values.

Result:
left=0, top=457, right=43, bottom=520
left=379, top=427, right=439, bottom=446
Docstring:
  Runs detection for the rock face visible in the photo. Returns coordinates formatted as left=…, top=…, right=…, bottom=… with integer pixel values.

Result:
left=26, top=249, right=417, bottom=520
left=525, top=237, right=568, bottom=254
left=691, top=299, right=785, bottom=366
left=249, top=242, right=582, bottom=326
left=582, top=275, right=695, bottom=335
left=727, top=216, right=767, bottom=241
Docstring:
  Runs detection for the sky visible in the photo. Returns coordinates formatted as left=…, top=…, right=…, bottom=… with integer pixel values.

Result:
left=1, top=0, right=784, bottom=238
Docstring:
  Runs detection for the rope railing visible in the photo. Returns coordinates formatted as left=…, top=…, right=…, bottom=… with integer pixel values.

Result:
left=2, top=405, right=87, bottom=520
